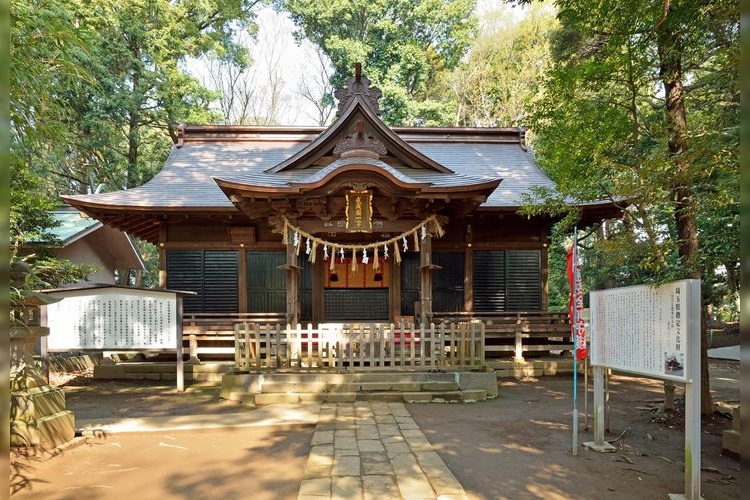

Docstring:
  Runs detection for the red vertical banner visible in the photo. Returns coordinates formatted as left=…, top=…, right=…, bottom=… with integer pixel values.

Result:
left=566, top=244, right=587, bottom=360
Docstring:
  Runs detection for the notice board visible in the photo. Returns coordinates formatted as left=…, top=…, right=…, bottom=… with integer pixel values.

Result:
left=44, top=286, right=179, bottom=350
left=590, top=279, right=700, bottom=382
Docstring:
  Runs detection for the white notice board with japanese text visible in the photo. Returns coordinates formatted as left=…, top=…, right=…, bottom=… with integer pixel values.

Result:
left=590, top=279, right=700, bottom=382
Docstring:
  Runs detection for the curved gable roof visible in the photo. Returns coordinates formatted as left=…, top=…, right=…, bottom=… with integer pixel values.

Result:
left=266, top=88, right=452, bottom=174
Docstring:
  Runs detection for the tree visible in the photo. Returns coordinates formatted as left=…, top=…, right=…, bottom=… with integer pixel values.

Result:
left=44, top=0, right=260, bottom=194
left=451, top=2, right=557, bottom=127
left=10, top=0, right=97, bottom=295
left=11, top=0, right=264, bottom=295
left=297, top=45, right=336, bottom=126
left=276, top=0, right=478, bottom=125
left=524, top=0, right=739, bottom=415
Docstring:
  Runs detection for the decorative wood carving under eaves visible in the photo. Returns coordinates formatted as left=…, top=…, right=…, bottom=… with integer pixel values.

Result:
left=333, top=120, right=387, bottom=159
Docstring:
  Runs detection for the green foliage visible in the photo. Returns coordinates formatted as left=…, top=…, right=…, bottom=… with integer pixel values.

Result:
left=527, top=0, right=739, bottom=320
left=277, top=0, right=477, bottom=125
left=451, top=2, right=558, bottom=126
left=10, top=0, right=259, bottom=297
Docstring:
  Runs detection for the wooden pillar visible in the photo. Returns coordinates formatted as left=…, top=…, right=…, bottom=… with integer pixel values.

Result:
left=419, top=234, right=433, bottom=325
left=158, top=246, right=167, bottom=289
left=284, top=238, right=300, bottom=326
left=541, top=223, right=549, bottom=310
left=465, top=224, right=473, bottom=312
left=238, top=247, right=248, bottom=313
left=312, top=251, right=323, bottom=325
left=390, top=256, right=401, bottom=319
left=158, top=224, right=168, bottom=288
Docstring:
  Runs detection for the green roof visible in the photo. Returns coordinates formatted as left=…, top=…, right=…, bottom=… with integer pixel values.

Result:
left=49, top=207, right=102, bottom=245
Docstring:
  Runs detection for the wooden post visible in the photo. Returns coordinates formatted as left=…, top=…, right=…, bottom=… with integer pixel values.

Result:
left=514, top=330, right=524, bottom=361
left=285, top=236, right=300, bottom=326
left=419, top=234, right=433, bottom=326
left=176, top=296, right=184, bottom=392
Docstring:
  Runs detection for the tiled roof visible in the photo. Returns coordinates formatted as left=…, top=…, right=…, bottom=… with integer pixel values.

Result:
left=65, top=133, right=555, bottom=209
left=46, top=206, right=103, bottom=243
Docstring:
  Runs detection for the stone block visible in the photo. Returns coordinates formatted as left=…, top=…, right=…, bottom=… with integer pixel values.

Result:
left=11, top=410, right=75, bottom=450
left=254, top=393, right=299, bottom=405
left=457, top=371, right=498, bottom=398
left=401, top=392, right=433, bottom=403
left=325, top=392, right=357, bottom=403
left=11, top=386, right=67, bottom=421
left=460, top=389, right=487, bottom=402
left=299, top=393, right=327, bottom=403
left=124, top=363, right=168, bottom=374
left=429, top=391, right=464, bottom=403
left=359, top=392, right=403, bottom=402
left=359, top=382, right=396, bottom=392
left=219, top=373, right=262, bottom=400
left=327, top=383, right=360, bottom=393
left=93, top=365, right=126, bottom=379
left=262, top=382, right=327, bottom=394
left=421, top=381, right=459, bottom=391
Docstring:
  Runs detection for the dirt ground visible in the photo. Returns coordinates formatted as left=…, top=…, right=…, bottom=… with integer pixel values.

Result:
left=10, top=358, right=740, bottom=499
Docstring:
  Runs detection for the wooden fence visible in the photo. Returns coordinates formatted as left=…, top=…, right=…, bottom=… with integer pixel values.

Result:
left=234, top=322, right=485, bottom=372
left=432, top=311, right=572, bottom=361
left=182, top=313, right=286, bottom=361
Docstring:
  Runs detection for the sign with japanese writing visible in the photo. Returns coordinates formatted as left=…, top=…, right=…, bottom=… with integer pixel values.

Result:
left=44, top=287, right=178, bottom=350
left=590, top=280, right=700, bottom=382
left=345, top=190, right=373, bottom=232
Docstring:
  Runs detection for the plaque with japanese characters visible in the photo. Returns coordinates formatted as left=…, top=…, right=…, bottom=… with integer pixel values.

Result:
left=590, top=280, right=700, bottom=382
left=345, top=190, right=373, bottom=232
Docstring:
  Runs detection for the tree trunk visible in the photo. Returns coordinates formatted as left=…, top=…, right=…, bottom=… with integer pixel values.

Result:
left=126, top=113, right=139, bottom=189
left=657, top=8, right=712, bottom=415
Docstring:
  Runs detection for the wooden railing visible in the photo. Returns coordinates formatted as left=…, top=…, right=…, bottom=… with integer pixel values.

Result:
left=234, top=322, right=485, bottom=372
left=180, top=311, right=572, bottom=363
left=182, top=313, right=287, bottom=362
left=431, top=311, right=572, bottom=361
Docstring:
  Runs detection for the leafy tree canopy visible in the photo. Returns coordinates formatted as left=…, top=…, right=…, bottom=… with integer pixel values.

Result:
left=276, top=0, right=477, bottom=125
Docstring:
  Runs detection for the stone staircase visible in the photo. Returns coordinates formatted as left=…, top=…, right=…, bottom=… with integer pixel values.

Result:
left=220, top=371, right=498, bottom=406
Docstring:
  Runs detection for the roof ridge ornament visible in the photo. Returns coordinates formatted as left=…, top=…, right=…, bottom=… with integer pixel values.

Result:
left=334, top=63, right=382, bottom=116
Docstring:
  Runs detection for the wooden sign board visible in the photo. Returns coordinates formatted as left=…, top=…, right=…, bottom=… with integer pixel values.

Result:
left=346, top=190, right=372, bottom=232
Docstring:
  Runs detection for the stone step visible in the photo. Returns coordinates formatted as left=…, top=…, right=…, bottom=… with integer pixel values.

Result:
left=260, top=382, right=328, bottom=394
left=256, top=371, right=458, bottom=385
left=221, top=371, right=498, bottom=403
left=250, top=389, right=489, bottom=406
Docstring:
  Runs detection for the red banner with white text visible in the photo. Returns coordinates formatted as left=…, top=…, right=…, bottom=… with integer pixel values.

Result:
left=566, top=244, right=587, bottom=360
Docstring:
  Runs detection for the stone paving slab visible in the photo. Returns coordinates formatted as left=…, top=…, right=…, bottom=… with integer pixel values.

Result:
left=298, top=402, right=468, bottom=500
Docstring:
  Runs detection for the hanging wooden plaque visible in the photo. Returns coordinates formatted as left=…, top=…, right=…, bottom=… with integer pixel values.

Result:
left=345, top=190, right=373, bottom=232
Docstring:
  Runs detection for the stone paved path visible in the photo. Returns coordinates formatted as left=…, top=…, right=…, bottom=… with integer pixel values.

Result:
left=298, top=402, right=468, bottom=500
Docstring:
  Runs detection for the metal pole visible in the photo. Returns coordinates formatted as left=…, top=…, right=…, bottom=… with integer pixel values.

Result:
left=584, top=355, right=589, bottom=431
left=572, top=226, right=579, bottom=455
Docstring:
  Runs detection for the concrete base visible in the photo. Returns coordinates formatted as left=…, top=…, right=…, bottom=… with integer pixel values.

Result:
left=221, top=371, right=497, bottom=405
left=582, top=441, right=617, bottom=453
left=94, top=361, right=234, bottom=382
